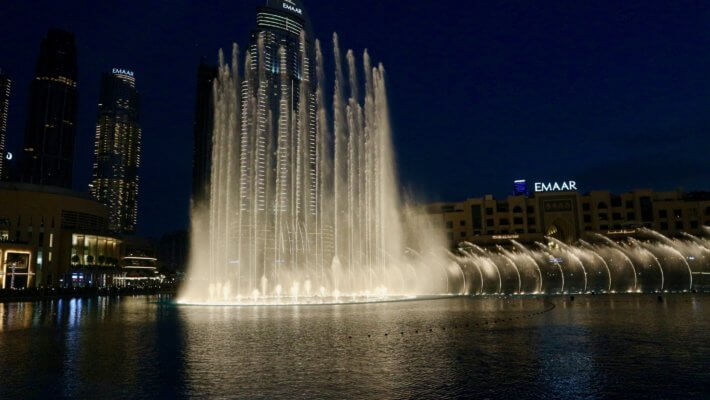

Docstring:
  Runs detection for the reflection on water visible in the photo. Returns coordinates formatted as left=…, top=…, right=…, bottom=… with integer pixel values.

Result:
left=0, top=295, right=708, bottom=399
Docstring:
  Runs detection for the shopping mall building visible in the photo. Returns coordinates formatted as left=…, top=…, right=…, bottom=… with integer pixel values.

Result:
left=426, top=180, right=710, bottom=247
left=0, top=183, right=158, bottom=289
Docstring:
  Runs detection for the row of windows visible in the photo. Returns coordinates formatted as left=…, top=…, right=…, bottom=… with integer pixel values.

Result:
left=447, top=217, right=536, bottom=229
left=481, top=199, right=649, bottom=214
left=0, top=216, right=56, bottom=229
left=61, top=211, right=108, bottom=232
left=583, top=220, right=707, bottom=231
left=448, top=202, right=709, bottom=231
left=257, top=12, right=304, bottom=36
left=484, top=205, right=535, bottom=215
left=0, top=227, right=55, bottom=247
left=451, top=218, right=710, bottom=241
left=476, top=206, right=709, bottom=222
left=657, top=209, right=709, bottom=218
left=449, top=218, right=709, bottom=237
left=661, top=221, right=702, bottom=230
left=480, top=202, right=707, bottom=216
left=581, top=208, right=705, bottom=221
left=582, top=199, right=636, bottom=210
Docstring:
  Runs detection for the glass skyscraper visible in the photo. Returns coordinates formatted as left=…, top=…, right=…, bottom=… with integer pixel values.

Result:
left=21, top=29, right=78, bottom=188
left=190, top=1, right=317, bottom=213
left=90, top=68, right=141, bottom=234
left=246, top=0, right=318, bottom=215
left=0, top=70, right=10, bottom=181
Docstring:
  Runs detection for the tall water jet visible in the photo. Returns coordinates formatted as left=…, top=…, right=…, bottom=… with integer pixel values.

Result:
left=178, top=1, right=708, bottom=305
left=180, top=9, right=453, bottom=304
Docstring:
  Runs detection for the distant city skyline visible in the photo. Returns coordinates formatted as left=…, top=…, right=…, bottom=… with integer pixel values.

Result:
left=0, top=0, right=707, bottom=238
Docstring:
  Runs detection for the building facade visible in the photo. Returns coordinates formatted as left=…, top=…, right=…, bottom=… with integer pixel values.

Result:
left=115, top=236, right=160, bottom=286
left=0, top=70, right=10, bottom=181
left=252, top=0, right=316, bottom=116
left=90, top=68, right=141, bottom=234
left=191, top=59, right=217, bottom=204
left=427, top=189, right=710, bottom=247
left=247, top=0, right=318, bottom=214
left=0, top=182, right=121, bottom=288
left=21, top=29, right=78, bottom=189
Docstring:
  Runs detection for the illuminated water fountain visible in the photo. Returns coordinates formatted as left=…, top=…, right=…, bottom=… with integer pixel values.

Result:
left=179, top=34, right=460, bottom=305
left=454, top=228, right=709, bottom=295
left=177, top=28, right=708, bottom=305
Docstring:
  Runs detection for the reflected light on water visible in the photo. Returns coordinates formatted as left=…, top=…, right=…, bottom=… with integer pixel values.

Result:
left=0, top=295, right=707, bottom=399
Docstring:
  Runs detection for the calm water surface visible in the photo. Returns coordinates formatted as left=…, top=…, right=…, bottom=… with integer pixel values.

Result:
left=0, top=295, right=707, bottom=399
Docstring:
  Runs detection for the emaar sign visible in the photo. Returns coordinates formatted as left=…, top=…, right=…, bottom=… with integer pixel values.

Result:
left=112, top=68, right=134, bottom=77
left=282, top=0, right=303, bottom=15
left=534, top=181, right=578, bottom=192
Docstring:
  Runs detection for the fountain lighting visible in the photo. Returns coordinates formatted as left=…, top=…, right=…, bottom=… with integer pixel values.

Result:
left=176, top=0, right=709, bottom=306
left=453, top=229, right=709, bottom=296
left=177, top=28, right=464, bottom=306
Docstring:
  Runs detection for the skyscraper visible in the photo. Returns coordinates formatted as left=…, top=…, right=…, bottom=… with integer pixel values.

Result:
left=0, top=70, right=10, bottom=181
left=90, top=68, right=141, bottom=234
left=251, top=0, right=315, bottom=109
left=246, top=0, right=318, bottom=216
left=21, top=29, right=78, bottom=188
left=183, top=0, right=405, bottom=299
left=219, top=0, right=322, bottom=270
left=191, top=59, right=218, bottom=204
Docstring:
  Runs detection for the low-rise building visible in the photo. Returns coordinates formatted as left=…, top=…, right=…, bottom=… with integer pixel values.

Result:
left=427, top=188, right=710, bottom=247
left=0, top=182, right=121, bottom=288
left=116, top=236, right=160, bottom=286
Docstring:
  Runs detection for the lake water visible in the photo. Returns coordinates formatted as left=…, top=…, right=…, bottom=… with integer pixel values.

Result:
left=0, top=295, right=707, bottom=399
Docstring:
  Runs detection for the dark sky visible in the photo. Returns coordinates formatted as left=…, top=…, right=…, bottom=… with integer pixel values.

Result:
left=1, top=1, right=708, bottom=238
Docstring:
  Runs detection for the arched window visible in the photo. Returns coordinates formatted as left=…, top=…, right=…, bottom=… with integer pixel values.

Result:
left=597, top=202, right=608, bottom=210
left=513, top=206, right=523, bottom=213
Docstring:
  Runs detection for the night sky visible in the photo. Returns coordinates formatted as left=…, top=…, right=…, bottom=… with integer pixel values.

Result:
left=1, top=1, right=708, bottom=238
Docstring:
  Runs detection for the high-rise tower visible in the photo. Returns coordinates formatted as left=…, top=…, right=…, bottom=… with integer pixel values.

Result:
left=195, top=0, right=323, bottom=286
left=181, top=0, right=410, bottom=301
left=191, top=59, right=218, bottom=204
left=245, top=0, right=318, bottom=218
left=251, top=0, right=315, bottom=108
left=0, top=70, right=10, bottom=181
left=21, top=29, right=78, bottom=188
left=90, top=68, right=141, bottom=234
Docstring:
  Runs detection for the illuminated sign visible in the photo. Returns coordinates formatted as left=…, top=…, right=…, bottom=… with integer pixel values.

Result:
left=534, top=181, right=577, bottom=192
left=282, top=0, right=303, bottom=15
left=112, top=68, right=134, bottom=77
left=4, top=152, right=12, bottom=161
left=513, top=180, right=527, bottom=196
